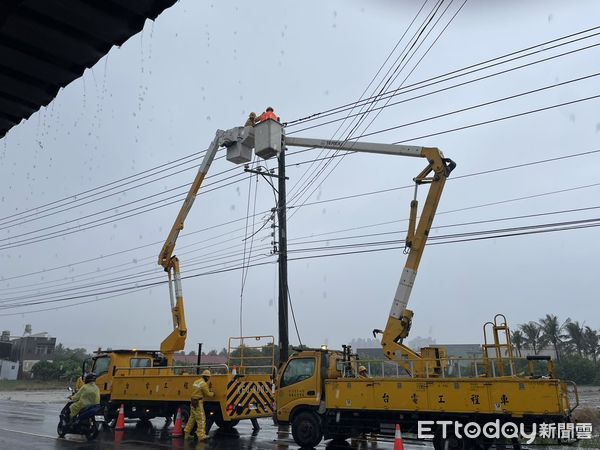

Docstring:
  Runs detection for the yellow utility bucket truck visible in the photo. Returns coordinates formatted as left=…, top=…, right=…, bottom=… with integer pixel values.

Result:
left=82, top=127, right=276, bottom=429
left=221, top=118, right=578, bottom=449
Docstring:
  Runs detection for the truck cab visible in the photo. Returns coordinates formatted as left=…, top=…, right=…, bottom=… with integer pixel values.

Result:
left=275, top=347, right=355, bottom=445
left=79, top=349, right=169, bottom=411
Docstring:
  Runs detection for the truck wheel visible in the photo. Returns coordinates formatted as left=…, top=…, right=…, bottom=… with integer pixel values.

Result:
left=215, top=419, right=240, bottom=430
left=433, top=425, right=464, bottom=450
left=292, top=411, right=322, bottom=448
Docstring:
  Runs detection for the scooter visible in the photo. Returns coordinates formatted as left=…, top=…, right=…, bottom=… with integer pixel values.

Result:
left=57, top=388, right=101, bottom=441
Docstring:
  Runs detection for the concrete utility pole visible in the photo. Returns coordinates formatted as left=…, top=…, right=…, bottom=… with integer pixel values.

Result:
left=277, top=145, right=289, bottom=365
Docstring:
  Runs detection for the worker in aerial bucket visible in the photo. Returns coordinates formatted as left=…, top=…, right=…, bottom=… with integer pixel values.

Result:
left=245, top=111, right=257, bottom=127
left=257, top=106, right=279, bottom=123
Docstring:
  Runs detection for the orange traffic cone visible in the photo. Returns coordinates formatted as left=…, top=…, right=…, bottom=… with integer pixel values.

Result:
left=171, top=408, right=184, bottom=438
left=114, top=430, right=124, bottom=444
left=114, top=403, right=126, bottom=431
left=394, top=424, right=405, bottom=450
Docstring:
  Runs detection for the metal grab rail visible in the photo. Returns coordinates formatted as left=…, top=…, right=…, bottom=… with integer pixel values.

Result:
left=341, top=356, right=559, bottom=379
left=113, top=363, right=229, bottom=377
left=566, top=381, right=579, bottom=413
left=227, top=335, right=276, bottom=373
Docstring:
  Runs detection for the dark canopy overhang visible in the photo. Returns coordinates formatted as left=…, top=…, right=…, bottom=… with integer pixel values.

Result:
left=0, top=0, right=177, bottom=138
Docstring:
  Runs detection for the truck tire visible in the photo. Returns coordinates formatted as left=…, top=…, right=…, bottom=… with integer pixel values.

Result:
left=292, top=411, right=322, bottom=448
left=215, top=418, right=240, bottom=430
left=433, top=424, right=464, bottom=450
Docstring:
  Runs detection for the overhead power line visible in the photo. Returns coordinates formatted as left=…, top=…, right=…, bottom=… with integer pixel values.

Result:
left=4, top=24, right=597, bottom=233
left=286, top=25, right=600, bottom=128
left=2, top=147, right=598, bottom=289
left=4, top=186, right=600, bottom=304
left=288, top=41, right=600, bottom=135
left=2, top=215, right=599, bottom=314
left=0, top=149, right=206, bottom=224
left=287, top=0, right=464, bottom=209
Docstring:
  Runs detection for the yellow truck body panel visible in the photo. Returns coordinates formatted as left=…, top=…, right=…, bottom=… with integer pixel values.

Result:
left=111, top=371, right=274, bottom=421
left=324, top=377, right=570, bottom=418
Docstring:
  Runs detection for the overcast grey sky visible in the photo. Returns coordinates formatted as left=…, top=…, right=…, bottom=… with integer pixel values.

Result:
left=1, top=0, right=599, bottom=353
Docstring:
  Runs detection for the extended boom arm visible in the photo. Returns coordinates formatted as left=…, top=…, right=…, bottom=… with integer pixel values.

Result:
left=158, top=126, right=253, bottom=354
left=284, top=136, right=455, bottom=376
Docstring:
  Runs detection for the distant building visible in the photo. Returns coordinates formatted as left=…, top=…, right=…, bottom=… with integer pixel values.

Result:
left=0, top=360, right=19, bottom=380
left=0, top=330, right=12, bottom=359
left=0, top=330, right=18, bottom=380
left=8, top=325, right=56, bottom=379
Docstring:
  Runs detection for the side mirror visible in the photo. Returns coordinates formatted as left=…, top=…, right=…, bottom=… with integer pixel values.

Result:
left=67, top=386, right=74, bottom=393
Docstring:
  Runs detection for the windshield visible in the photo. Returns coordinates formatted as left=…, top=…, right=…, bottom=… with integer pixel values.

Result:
left=281, top=357, right=315, bottom=388
left=92, top=356, right=110, bottom=376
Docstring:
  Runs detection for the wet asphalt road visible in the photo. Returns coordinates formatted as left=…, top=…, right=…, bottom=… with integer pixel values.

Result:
left=0, top=399, right=430, bottom=450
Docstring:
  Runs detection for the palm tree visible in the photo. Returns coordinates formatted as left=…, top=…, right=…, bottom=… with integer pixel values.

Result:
left=538, top=314, right=568, bottom=361
left=511, top=330, right=524, bottom=357
left=582, top=327, right=599, bottom=364
left=563, top=321, right=585, bottom=356
left=520, top=322, right=543, bottom=355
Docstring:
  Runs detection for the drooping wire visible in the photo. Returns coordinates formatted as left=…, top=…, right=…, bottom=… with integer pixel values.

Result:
left=287, top=285, right=303, bottom=347
left=3, top=147, right=598, bottom=291
left=285, top=25, right=600, bottom=128
left=238, top=160, right=257, bottom=337
left=286, top=0, right=432, bottom=202
left=2, top=217, right=600, bottom=314
left=287, top=0, right=466, bottom=218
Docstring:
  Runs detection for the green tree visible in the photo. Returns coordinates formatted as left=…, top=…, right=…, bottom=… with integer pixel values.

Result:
left=563, top=321, right=585, bottom=357
left=31, top=360, right=61, bottom=380
left=555, top=355, right=598, bottom=385
left=538, top=314, right=568, bottom=361
left=520, top=322, right=543, bottom=355
left=31, top=344, right=90, bottom=381
left=582, top=327, right=599, bottom=364
left=511, top=330, right=524, bottom=357
left=53, top=344, right=88, bottom=362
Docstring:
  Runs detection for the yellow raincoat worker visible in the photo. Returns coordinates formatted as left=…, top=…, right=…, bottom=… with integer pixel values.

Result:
left=69, top=373, right=100, bottom=419
left=185, top=369, right=214, bottom=440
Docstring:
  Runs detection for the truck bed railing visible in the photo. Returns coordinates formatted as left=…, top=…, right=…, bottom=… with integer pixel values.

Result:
left=113, top=362, right=276, bottom=377
left=114, top=363, right=230, bottom=377
left=565, top=380, right=579, bottom=413
left=227, top=335, right=276, bottom=375
left=343, top=355, right=560, bottom=380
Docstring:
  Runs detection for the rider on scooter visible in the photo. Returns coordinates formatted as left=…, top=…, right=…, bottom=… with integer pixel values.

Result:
left=69, top=373, right=100, bottom=422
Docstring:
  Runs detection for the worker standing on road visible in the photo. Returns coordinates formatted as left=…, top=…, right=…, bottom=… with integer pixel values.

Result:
left=358, top=365, right=371, bottom=378
left=184, top=369, right=215, bottom=441
left=257, top=106, right=279, bottom=123
left=69, top=373, right=100, bottom=421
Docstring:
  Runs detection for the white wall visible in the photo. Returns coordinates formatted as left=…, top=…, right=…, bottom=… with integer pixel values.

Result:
left=0, top=360, right=19, bottom=380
